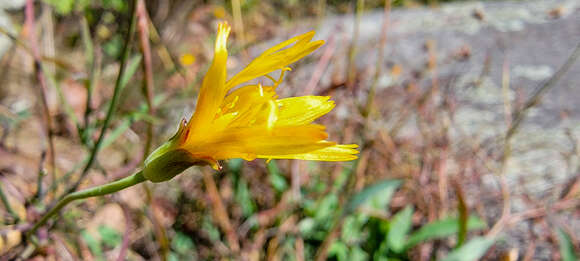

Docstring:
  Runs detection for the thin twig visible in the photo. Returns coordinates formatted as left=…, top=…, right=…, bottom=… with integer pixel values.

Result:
left=303, top=33, right=336, bottom=95
left=506, top=198, right=579, bottom=226
left=231, top=0, right=247, bottom=59
left=488, top=58, right=513, bottom=237
left=33, top=151, right=47, bottom=202
left=136, top=1, right=170, bottom=259
left=506, top=42, right=580, bottom=140
left=116, top=202, right=133, bottom=261
left=142, top=182, right=169, bottom=261
left=137, top=0, right=155, bottom=157
left=203, top=170, right=240, bottom=253
left=80, top=14, right=100, bottom=144
left=346, top=0, right=365, bottom=91
left=25, top=0, right=57, bottom=198
left=489, top=43, right=580, bottom=237
left=364, top=0, right=391, bottom=117
left=147, top=20, right=187, bottom=79
left=317, top=0, right=327, bottom=24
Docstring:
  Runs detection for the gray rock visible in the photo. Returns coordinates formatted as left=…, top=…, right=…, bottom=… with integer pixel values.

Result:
left=0, top=0, right=24, bottom=59
left=311, top=0, right=579, bottom=257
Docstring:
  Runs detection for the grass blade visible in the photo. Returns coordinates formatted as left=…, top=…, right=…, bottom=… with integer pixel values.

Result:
left=343, top=179, right=402, bottom=216
left=442, top=237, right=495, bottom=261
left=557, top=228, right=579, bottom=261
left=387, top=205, right=414, bottom=253
left=405, top=216, right=487, bottom=249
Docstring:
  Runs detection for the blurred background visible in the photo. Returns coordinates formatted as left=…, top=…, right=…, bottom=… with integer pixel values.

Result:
left=0, top=0, right=579, bottom=260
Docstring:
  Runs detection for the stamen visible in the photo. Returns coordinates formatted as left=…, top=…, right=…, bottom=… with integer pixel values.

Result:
left=228, top=96, right=239, bottom=109
left=258, top=83, right=264, bottom=97
left=264, top=74, right=277, bottom=83
left=264, top=67, right=293, bottom=89
left=266, top=100, right=278, bottom=131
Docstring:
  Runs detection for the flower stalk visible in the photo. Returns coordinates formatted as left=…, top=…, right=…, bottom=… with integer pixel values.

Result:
left=28, top=171, right=146, bottom=236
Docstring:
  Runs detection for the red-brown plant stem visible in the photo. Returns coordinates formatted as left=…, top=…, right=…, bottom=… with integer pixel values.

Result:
left=203, top=170, right=240, bottom=253
left=25, top=0, right=56, bottom=195
left=303, top=34, right=336, bottom=95
left=137, top=0, right=155, bottom=157
left=116, top=202, right=132, bottom=261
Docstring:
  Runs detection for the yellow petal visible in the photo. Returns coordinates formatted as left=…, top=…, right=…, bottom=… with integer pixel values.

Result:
left=188, top=22, right=231, bottom=135
left=276, top=96, right=335, bottom=126
left=225, top=31, right=324, bottom=90
left=185, top=125, right=331, bottom=160
left=258, top=144, right=359, bottom=161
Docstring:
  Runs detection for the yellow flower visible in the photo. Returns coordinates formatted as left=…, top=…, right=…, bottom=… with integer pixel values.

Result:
left=180, top=53, right=196, bottom=66
left=143, top=22, right=358, bottom=182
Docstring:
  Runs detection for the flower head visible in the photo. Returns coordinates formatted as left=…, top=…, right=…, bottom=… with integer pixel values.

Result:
left=143, top=22, right=358, bottom=182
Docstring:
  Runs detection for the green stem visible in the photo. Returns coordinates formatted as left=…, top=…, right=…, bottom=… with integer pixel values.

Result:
left=28, top=170, right=146, bottom=236
left=81, top=14, right=97, bottom=141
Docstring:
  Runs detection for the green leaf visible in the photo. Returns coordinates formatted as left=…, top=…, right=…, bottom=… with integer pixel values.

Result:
left=314, top=194, right=339, bottom=222
left=267, top=161, right=288, bottom=193
left=120, top=55, right=143, bottom=89
left=328, top=241, right=349, bottom=261
left=442, top=237, right=495, bottom=261
left=236, top=179, right=256, bottom=217
left=332, top=162, right=356, bottom=191
left=103, top=0, right=127, bottom=11
left=168, top=252, right=179, bottom=261
left=101, top=116, right=133, bottom=148
left=388, top=206, right=414, bottom=253
left=341, top=214, right=368, bottom=243
left=456, top=185, right=468, bottom=247
left=343, top=179, right=402, bottom=216
left=104, top=35, right=124, bottom=59
left=349, top=246, right=369, bottom=261
left=43, top=0, right=75, bottom=14
left=227, top=158, right=244, bottom=173
left=81, top=230, right=104, bottom=260
left=405, top=216, right=487, bottom=249
left=201, top=215, right=221, bottom=242
left=171, top=232, right=195, bottom=255
left=298, top=217, right=316, bottom=237
left=98, top=225, right=122, bottom=248
left=557, top=228, right=579, bottom=261
left=364, top=181, right=399, bottom=211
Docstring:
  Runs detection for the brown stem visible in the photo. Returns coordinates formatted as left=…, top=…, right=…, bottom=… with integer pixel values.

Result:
left=203, top=170, right=240, bottom=253
left=25, top=0, right=57, bottom=197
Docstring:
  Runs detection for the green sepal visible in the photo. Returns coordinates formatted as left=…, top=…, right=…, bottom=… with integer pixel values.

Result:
left=142, top=147, right=203, bottom=182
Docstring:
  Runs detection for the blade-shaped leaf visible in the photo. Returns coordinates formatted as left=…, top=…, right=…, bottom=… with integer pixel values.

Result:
left=442, top=237, right=495, bottom=261
left=557, top=228, right=579, bottom=261
left=120, top=55, right=142, bottom=89
left=343, top=179, right=402, bottom=216
left=405, top=216, right=487, bottom=249
left=388, top=205, right=414, bottom=253
left=267, top=161, right=288, bottom=193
